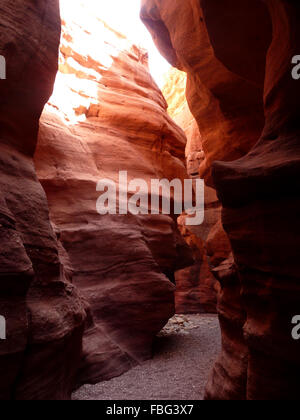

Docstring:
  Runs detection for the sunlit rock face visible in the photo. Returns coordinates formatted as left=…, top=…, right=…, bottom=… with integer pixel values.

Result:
left=162, top=69, right=201, bottom=160
left=35, top=0, right=193, bottom=387
left=141, top=0, right=271, bottom=186
left=142, top=0, right=300, bottom=400
left=0, top=0, right=86, bottom=400
left=162, top=68, right=231, bottom=314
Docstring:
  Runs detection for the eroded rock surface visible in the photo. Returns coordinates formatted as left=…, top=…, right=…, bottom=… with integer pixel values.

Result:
left=209, top=0, right=300, bottom=400
left=162, top=69, right=202, bottom=160
left=162, top=68, right=230, bottom=314
left=0, top=0, right=86, bottom=400
left=35, top=2, right=193, bottom=387
left=141, top=0, right=271, bottom=186
left=142, top=0, right=300, bottom=400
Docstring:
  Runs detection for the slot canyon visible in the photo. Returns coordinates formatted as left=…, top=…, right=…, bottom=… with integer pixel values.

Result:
left=0, top=0, right=299, bottom=401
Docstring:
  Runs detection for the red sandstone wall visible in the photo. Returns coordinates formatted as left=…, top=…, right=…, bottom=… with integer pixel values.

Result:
left=0, top=0, right=86, bottom=400
left=34, top=3, right=193, bottom=387
left=162, top=67, right=231, bottom=314
left=141, top=0, right=300, bottom=400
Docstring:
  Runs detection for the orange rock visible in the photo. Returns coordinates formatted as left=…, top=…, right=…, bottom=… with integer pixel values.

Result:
left=142, top=0, right=300, bottom=401
left=0, top=0, right=86, bottom=400
left=162, top=68, right=202, bottom=159
left=163, top=67, right=230, bottom=314
left=35, top=3, right=193, bottom=387
left=141, top=0, right=271, bottom=185
left=175, top=221, right=220, bottom=314
left=210, top=0, right=300, bottom=400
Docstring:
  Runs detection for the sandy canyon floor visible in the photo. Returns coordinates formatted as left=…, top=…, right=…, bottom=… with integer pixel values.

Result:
left=73, top=314, right=221, bottom=400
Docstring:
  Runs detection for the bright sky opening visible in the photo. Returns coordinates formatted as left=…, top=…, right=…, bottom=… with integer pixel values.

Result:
left=60, top=0, right=171, bottom=88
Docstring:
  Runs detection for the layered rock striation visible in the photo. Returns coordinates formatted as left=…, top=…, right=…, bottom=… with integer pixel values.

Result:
left=141, top=0, right=271, bottom=186
left=162, top=68, right=230, bottom=314
left=35, top=1, right=193, bottom=388
left=0, top=0, right=86, bottom=400
left=0, top=0, right=193, bottom=400
left=142, top=0, right=300, bottom=400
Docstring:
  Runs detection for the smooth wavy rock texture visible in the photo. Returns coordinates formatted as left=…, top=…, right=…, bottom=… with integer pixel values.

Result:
left=162, top=67, right=230, bottom=314
left=141, top=0, right=300, bottom=400
left=35, top=1, right=193, bottom=389
left=0, top=0, right=86, bottom=400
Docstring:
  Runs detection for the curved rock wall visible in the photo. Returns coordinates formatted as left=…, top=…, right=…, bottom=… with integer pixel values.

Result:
left=0, top=0, right=193, bottom=400
left=210, top=0, right=300, bottom=400
left=141, top=0, right=300, bottom=400
left=162, top=68, right=201, bottom=159
left=0, top=0, right=86, bottom=400
left=141, top=0, right=272, bottom=186
left=162, top=68, right=231, bottom=314
left=35, top=2, right=193, bottom=387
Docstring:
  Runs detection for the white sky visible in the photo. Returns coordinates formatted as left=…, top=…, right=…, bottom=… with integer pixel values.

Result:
left=60, top=0, right=171, bottom=87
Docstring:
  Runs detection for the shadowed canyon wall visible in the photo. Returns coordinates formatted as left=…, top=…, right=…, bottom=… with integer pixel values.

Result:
left=162, top=68, right=231, bottom=314
left=141, top=0, right=300, bottom=400
left=34, top=2, right=193, bottom=388
left=0, top=0, right=86, bottom=400
left=0, top=0, right=193, bottom=400
left=2, top=0, right=299, bottom=402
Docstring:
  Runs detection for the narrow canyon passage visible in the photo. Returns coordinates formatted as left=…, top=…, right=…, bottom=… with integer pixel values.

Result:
left=1, top=0, right=299, bottom=402
left=73, top=315, right=221, bottom=401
